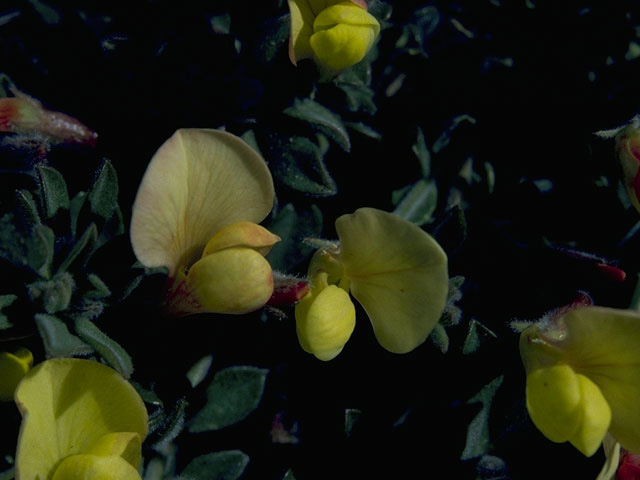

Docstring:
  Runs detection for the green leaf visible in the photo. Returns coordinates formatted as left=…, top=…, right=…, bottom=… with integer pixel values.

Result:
left=27, top=0, right=61, bottom=25
left=36, top=166, right=69, bottom=218
left=0, top=294, right=17, bottom=330
left=392, top=179, right=438, bottom=226
left=273, top=136, right=337, bottom=196
left=282, top=469, right=296, bottom=480
left=28, top=224, right=55, bottom=279
left=74, top=316, right=133, bottom=379
left=85, top=273, right=111, bottom=299
left=143, top=457, right=164, bottom=480
left=240, top=129, right=263, bottom=157
left=28, top=272, right=75, bottom=314
left=88, top=160, right=118, bottom=219
left=0, top=73, right=17, bottom=97
left=35, top=313, right=93, bottom=358
left=16, top=190, right=41, bottom=226
left=69, top=191, right=87, bottom=238
left=284, top=98, right=351, bottom=151
left=152, top=397, right=188, bottom=450
left=189, top=366, right=268, bottom=432
left=98, top=206, right=125, bottom=247
left=432, top=115, right=476, bottom=154
left=368, top=0, right=393, bottom=21
left=412, top=127, right=431, bottom=178
left=57, top=223, right=98, bottom=273
left=266, top=203, right=323, bottom=271
left=461, top=376, right=504, bottom=460
left=462, top=320, right=498, bottom=355
left=429, top=323, right=449, bottom=353
left=337, top=84, right=377, bottom=114
left=180, top=450, right=249, bottom=480
left=345, top=122, right=382, bottom=140
left=254, top=14, right=290, bottom=63
left=0, top=467, right=15, bottom=480
left=187, top=354, right=214, bottom=388
left=209, top=13, right=231, bottom=34
left=345, top=408, right=362, bottom=437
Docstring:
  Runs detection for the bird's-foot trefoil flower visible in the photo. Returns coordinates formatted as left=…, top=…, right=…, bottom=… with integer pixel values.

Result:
left=14, top=358, right=148, bottom=480
left=287, top=0, right=381, bottom=73
left=130, top=129, right=279, bottom=316
left=519, top=306, right=640, bottom=457
left=296, top=208, right=449, bottom=360
left=0, top=347, right=33, bottom=401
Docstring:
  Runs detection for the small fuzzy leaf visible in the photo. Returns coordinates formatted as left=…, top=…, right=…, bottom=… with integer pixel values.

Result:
left=345, top=408, right=362, bottom=437
left=254, top=14, right=290, bottom=63
left=28, top=272, right=75, bottom=314
left=0, top=73, right=17, bottom=97
left=27, top=0, right=61, bottom=24
left=337, top=84, right=377, bottom=114
left=189, top=366, right=268, bottom=432
left=180, top=450, right=249, bottom=480
left=345, top=122, right=381, bottom=140
left=152, top=397, right=188, bottom=450
left=273, top=136, right=337, bottom=196
left=209, top=13, right=231, bottom=34
left=461, top=375, right=504, bottom=460
left=393, top=179, right=438, bottom=225
left=69, top=191, right=87, bottom=238
left=462, top=320, right=497, bottom=355
left=368, top=0, right=393, bottom=21
left=266, top=203, right=323, bottom=271
left=282, top=469, right=296, bottom=480
left=35, top=313, right=93, bottom=358
left=88, top=159, right=119, bottom=219
left=429, top=323, right=449, bottom=353
left=187, top=354, right=214, bottom=388
left=16, top=189, right=41, bottom=226
left=0, top=294, right=17, bottom=330
left=28, top=224, right=55, bottom=278
left=284, top=98, right=351, bottom=151
left=85, top=273, right=111, bottom=299
left=57, top=223, right=98, bottom=273
left=412, top=127, right=431, bottom=178
left=74, top=316, right=133, bottom=378
left=36, top=166, right=70, bottom=218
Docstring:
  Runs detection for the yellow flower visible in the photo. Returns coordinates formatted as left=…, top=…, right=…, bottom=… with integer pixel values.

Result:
left=130, top=129, right=280, bottom=316
left=615, top=117, right=640, bottom=213
left=295, top=208, right=449, bottom=360
left=14, top=358, right=148, bottom=480
left=520, top=306, right=640, bottom=456
left=0, top=347, right=33, bottom=401
left=287, top=0, right=380, bottom=72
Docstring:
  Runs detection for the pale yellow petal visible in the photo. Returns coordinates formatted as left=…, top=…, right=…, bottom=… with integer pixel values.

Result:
left=84, top=432, right=141, bottom=469
left=15, top=359, right=148, bottom=480
left=526, top=364, right=582, bottom=443
left=336, top=208, right=448, bottom=354
left=287, top=0, right=316, bottom=63
left=295, top=274, right=356, bottom=361
left=130, top=129, right=274, bottom=275
left=52, top=454, right=141, bottom=480
left=0, top=347, right=33, bottom=401
left=185, top=247, right=274, bottom=314
left=568, top=374, right=611, bottom=457
left=202, top=221, right=280, bottom=257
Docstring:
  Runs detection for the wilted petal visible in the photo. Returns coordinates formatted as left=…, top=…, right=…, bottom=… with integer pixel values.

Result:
left=52, top=454, right=141, bottom=480
left=295, top=272, right=356, bottom=361
left=130, top=129, right=274, bottom=276
left=336, top=208, right=448, bottom=354
left=0, top=347, right=33, bottom=401
left=15, top=358, right=148, bottom=480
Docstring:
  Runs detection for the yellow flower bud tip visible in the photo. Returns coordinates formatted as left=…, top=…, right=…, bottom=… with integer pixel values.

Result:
left=0, top=347, right=33, bottom=401
left=287, top=0, right=380, bottom=72
left=165, top=247, right=275, bottom=316
left=202, top=221, right=281, bottom=258
left=295, top=271, right=356, bottom=361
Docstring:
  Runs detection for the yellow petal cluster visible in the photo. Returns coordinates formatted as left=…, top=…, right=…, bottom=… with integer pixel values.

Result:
left=288, top=0, right=380, bottom=72
left=295, top=208, right=449, bottom=360
left=14, top=358, right=148, bottom=479
left=520, top=306, right=640, bottom=456
left=0, top=347, right=33, bottom=401
left=130, top=129, right=279, bottom=316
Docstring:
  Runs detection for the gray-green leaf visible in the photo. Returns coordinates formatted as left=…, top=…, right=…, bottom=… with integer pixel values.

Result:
left=35, top=313, right=93, bottom=358
left=88, top=160, right=118, bottom=219
left=74, top=316, right=133, bottom=378
left=461, top=376, right=504, bottom=460
left=180, top=450, right=249, bottom=480
left=36, top=166, right=70, bottom=218
left=392, top=179, right=438, bottom=226
left=284, top=98, right=351, bottom=151
left=189, top=366, right=268, bottom=432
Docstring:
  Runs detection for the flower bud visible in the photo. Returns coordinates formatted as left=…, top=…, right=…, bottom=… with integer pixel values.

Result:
left=616, top=118, right=640, bottom=213
left=295, top=272, right=356, bottom=361
left=288, top=0, right=380, bottom=73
